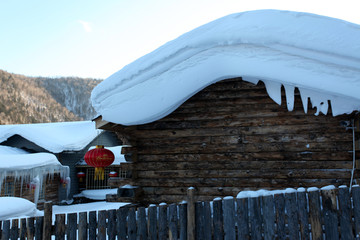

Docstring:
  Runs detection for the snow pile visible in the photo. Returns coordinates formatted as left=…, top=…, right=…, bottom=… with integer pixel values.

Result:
left=77, top=146, right=126, bottom=165
left=92, top=10, right=360, bottom=125
left=0, top=197, right=41, bottom=220
left=77, top=188, right=118, bottom=200
left=0, top=121, right=102, bottom=153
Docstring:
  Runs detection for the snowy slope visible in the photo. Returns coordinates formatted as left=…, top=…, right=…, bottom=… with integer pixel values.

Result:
left=91, top=10, right=360, bottom=125
left=0, top=121, right=102, bottom=153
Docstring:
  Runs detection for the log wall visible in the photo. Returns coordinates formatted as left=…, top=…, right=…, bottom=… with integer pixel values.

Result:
left=114, top=78, right=356, bottom=204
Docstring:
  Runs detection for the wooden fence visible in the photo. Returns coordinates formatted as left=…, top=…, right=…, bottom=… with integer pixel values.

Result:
left=1, top=186, right=360, bottom=239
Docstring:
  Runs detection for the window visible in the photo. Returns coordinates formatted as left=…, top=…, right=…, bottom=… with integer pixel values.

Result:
left=3, top=181, right=15, bottom=197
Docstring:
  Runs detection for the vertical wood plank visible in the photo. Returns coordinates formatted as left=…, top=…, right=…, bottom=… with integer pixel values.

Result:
left=179, top=202, right=187, bottom=240
left=66, top=213, right=77, bottom=240
left=128, top=208, right=136, bottom=240
left=55, top=214, right=65, bottom=240
left=352, top=186, right=360, bottom=238
left=88, top=211, right=97, bottom=240
left=308, top=189, right=323, bottom=240
left=297, top=190, right=310, bottom=240
left=262, top=194, right=275, bottom=240
left=249, top=196, right=262, bottom=240
left=223, top=197, right=235, bottom=240
left=35, top=216, right=43, bottom=240
left=285, top=191, right=299, bottom=240
left=158, top=204, right=168, bottom=240
left=138, top=207, right=148, bottom=240
left=97, top=210, right=107, bottom=240
left=187, top=188, right=195, bottom=240
left=26, top=217, right=35, bottom=240
left=148, top=205, right=157, bottom=240
left=2, top=220, right=10, bottom=240
left=338, top=186, right=354, bottom=240
left=213, top=198, right=224, bottom=240
left=20, top=218, right=27, bottom=240
left=274, top=193, right=286, bottom=240
left=107, top=209, right=117, bottom=240
left=321, top=188, right=339, bottom=240
left=195, top=202, right=204, bottom=240
left=117, top=207, right=128, bottom=240
left=236, top=197, right=249, bottom=240
left=168, top=204, right=178, bottom=240
left=203, top=201, right=212, bottom=240
left=78, top=212, right=88, bottom=240
left=42, top=201, right=52, bottom=240
left=10, top=219, right=19, bottom=240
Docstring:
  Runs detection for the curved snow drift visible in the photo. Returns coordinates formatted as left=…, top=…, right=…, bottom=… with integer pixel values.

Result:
left=92, top=10, right=360, bottom=125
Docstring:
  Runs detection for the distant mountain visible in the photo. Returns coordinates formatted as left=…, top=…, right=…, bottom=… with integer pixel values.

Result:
left=0, top=69, right=101, bottom=125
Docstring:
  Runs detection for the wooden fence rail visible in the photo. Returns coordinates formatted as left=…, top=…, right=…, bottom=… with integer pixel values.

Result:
left=1, top=185, right=360, bottom=239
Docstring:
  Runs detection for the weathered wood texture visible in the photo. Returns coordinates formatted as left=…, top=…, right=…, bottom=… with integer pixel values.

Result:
left=111, top=78, right=354, bottom=204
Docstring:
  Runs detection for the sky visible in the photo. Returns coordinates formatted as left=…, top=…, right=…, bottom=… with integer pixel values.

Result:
left=1, top=0, right=360, bottom=79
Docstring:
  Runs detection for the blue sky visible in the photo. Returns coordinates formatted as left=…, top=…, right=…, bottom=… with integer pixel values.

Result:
left=1, top=0, right=359, bottom=79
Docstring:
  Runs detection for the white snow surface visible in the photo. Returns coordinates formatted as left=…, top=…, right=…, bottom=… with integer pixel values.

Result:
left=92, top=10, right=360, bottom=125
left=0, top=121, right=102, bottom=153
left=0, top=197, right=41, bottom=220
left=77, top=188, right=118, bottom=200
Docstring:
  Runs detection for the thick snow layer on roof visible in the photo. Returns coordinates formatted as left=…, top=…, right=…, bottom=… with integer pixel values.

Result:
left=0, top=145, right=28, bottom=155
left=0, top=121, right=102, bottom=153
left=0, top=197, right=40, bottom=220
left=92, top=10, right=360, bottom=125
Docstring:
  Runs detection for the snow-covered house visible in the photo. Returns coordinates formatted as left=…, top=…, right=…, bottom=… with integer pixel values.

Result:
left=91, top=10, right=360, bottom=204
left=0, top=121, right=122, bottom=200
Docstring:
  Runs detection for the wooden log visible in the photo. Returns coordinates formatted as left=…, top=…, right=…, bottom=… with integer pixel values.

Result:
left=78, top=212, right=88, bottom=240
left=179, top=202, right=187, bottom=240
left=249, top=196, right=262, bottom=240
left=147, top=205, right=157, bottom=240
left=274, top=194, right=286, bottom=240
left=195, top=202, right=204, bottom=240
left=137, top=207, right=148, bottom=240
left=187, top=188, right=195, bottom=240
left=97, top=210, right=107, bottom=240
left=285, top=191, right=299, bottom=240
left=262, top=195, right=275, bottom=240
left=352, top=186, right=360, bottom=238
left=321, top=188, right=339, bottom=240
left=88, top=211, right=97, bottom=240
left=203, top=201, right=212, bottom=240
left=2, top=220, right=10, bottom=240
left=213, top=198, right=224, bottom=240
left=10, top=219, right=19, bottom=240
left=117, top=207, right=128, bottom=240
left=20, top=218, right=27, bottom=240
left=67, top=213, right=77, bottom=240
left=107, top=209, right=117, bottom=240
left=338, top=186, right=354, bottom=240
left=35, top=216, right=43, bottom=240
left=236, top=197, right=249, bottom=240
left=308, top=189, right=323, bottom=240
left=55, top=214, right=66, bottom=240
left=223, top=197, right=235, bottom=240
left=297, top=190, right=310, bottom=240
left=26, top=217, right=35, bottom=240
left=127, top=208, right=136, bottom=240
left=42, top=201, right=52, bottom=240
left=168, top=204, right=178, bottom=240
left=159, top=204, right=168, bottom=240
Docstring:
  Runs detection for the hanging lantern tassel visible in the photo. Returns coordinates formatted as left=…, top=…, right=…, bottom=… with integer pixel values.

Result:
left=95, top=167, right=105, bottom=181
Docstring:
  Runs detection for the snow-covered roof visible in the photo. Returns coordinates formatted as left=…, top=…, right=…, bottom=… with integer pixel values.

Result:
left=91, top=10, right=360, bottom=126
left=0, top=197, right=41, bottom=220
left=0, top=121, right=102, bottom=153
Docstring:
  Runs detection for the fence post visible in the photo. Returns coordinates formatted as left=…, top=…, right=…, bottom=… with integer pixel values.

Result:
left=43, top=201, right=52, bottom=240
left=187, top=187, right=195, bottom=240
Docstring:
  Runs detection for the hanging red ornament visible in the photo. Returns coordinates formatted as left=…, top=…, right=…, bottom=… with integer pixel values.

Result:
left=109, top=171, right=118, bottom=178
left=84, top=145, right=115, bottom=180
left=77, top=171, right=86, bottom=182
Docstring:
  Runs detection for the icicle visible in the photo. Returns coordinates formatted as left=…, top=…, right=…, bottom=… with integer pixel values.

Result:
left=298, top=88, right=329, bottom=115
left=298, top=88, right=309, bottom=114
left=242, top=76, right=259, bottom=85
left=263, top=80, right=282, bottom=105
left=284, top=84, right=295, bottom=111
left=33, top=175, right=40, bottom=207
left=66, top=177, right=71, bottom=200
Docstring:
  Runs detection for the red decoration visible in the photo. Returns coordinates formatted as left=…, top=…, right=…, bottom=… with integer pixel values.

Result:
left=109, top=171, right=118, bottom=178
left=84, top=145, right=115, bottom=180
left=77, top=171, right=86, bottom=182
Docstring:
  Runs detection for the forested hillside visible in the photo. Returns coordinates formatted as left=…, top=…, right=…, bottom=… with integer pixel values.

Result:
left=0, top=70, right=100, bottom=124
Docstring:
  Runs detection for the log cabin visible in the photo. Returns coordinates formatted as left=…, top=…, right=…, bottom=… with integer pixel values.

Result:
left=91, top=10, right=360, bottom=204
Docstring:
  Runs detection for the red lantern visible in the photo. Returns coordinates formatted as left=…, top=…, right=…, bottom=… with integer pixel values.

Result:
left=109, top=171, right=118, bottom=178
left=84, top=145, right=115, bottom=180
left=77, top=171, right=86, bottom=182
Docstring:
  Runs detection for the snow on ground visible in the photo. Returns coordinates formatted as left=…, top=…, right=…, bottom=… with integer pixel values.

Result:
left=0, top=121, right=102, bottom=153
left=75, top=188, right=118, bottom=200
left=92, top=9, right=360, bottom=125
left=0, top=197, right=42, bottom=220
left=52, top=201, right=129, bottom=216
